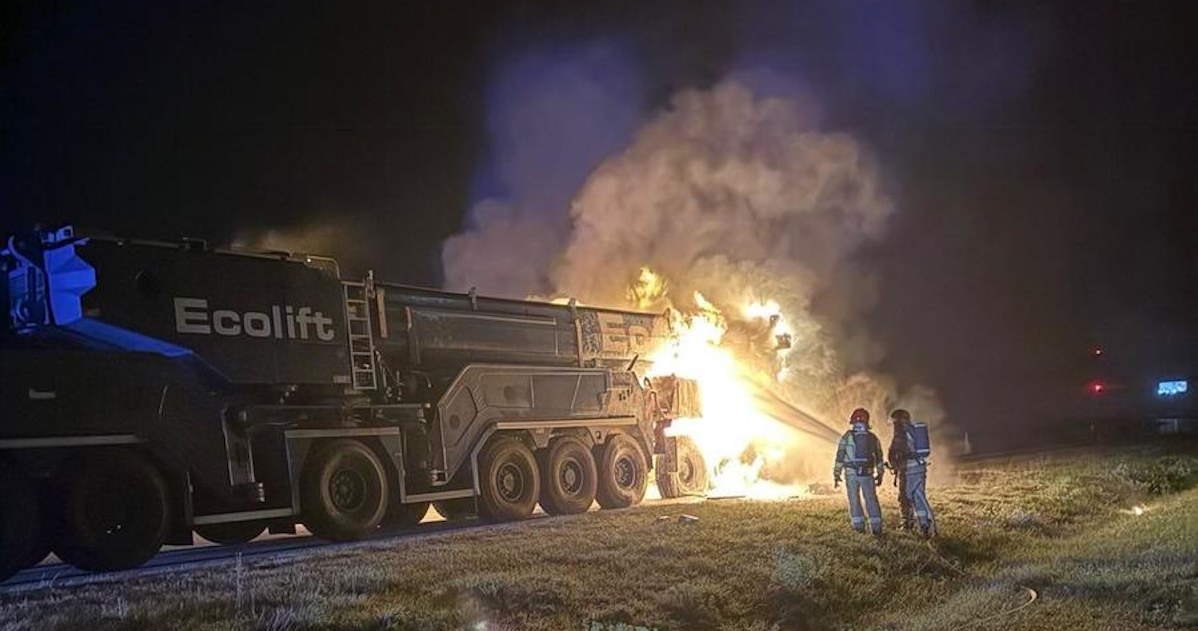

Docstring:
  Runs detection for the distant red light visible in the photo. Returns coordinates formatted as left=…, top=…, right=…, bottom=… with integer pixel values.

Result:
left=1093, top=348, right=1103, bottom=356
left=1089, top=381, right=1106, bottom=394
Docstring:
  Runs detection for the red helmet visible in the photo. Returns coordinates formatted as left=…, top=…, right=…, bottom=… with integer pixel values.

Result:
left=850, top=408, right=870, bottom=425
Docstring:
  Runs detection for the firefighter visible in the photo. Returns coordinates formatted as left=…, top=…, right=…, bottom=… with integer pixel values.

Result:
left=832, top=408, right=886, bottom=535
left=888, top=409, right=937, bottom=536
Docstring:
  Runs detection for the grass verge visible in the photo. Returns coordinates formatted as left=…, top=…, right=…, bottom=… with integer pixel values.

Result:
left=1, top=443, right=1195, bottom=630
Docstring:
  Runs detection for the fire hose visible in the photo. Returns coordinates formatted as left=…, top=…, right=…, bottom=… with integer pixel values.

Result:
left=923, top=539, right=1039, bottom=627
left=751, top=380, right=1040, bottom=623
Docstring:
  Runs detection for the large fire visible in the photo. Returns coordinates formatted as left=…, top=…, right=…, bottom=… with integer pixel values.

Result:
left=638, top=269, right=813, bottom=500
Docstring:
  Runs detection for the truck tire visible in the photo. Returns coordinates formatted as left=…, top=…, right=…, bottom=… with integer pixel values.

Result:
left=0, top=462, right=41, bottom=582
left=195, top=521, right=266, bottom=545
left=301, top=439, right=389, bottom=541
left=18, top=489, right=52, bottom=571
left=477, top=437, right=540, bottom=522
left=656, top=436, right=709, bottom=498
left=433, top=498, right=477, bottom=521
left=538, top=437, right=598, bottom=515
left=52, top=450, right=170, bottom=572
left=595, top=435, right=649, bottom=509
left=380, top=501, right=430, bottom=530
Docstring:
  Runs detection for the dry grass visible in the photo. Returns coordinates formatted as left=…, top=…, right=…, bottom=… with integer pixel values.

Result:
left=1, top=443, right=1195, bottom=630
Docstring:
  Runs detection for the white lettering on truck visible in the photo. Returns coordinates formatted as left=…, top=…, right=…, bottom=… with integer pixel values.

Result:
left=173, top=298, right=335, bottom=341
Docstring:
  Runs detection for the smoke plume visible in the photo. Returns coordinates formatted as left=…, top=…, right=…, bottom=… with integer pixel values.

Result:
left=553, top=81, right=891, bottom=385
left=439, top=41, right=965, bottom=484
left=447, top=77, right=899, bottom=416
left=442, top=43, right=643, bottom=294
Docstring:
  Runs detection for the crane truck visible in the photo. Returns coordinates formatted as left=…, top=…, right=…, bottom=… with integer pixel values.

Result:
left=0, top=225, right=707, bottom=581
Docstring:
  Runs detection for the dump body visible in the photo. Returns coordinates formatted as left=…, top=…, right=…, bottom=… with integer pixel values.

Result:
left=371, top=283, right=676, bottom=482
left=375, top=282, right=671, bottom=371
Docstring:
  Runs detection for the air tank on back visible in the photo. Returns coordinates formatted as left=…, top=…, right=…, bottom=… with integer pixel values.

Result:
left=910, top=422, right=932, bottom=460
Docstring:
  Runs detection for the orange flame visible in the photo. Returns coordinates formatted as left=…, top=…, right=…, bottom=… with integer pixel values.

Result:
left=646, top=283, right=809, bottom=500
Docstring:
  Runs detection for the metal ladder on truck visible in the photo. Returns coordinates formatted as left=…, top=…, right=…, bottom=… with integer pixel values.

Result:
left=344, top=272, right=378, bottom=390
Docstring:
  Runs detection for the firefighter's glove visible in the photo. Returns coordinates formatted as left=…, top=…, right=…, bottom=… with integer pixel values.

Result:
left=833, top=476, right=841, bottom=490
left=875, top=473, right=884, bottom=487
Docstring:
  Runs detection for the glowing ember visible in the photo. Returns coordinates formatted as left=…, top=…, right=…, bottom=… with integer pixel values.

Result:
left=742, top=299, right=794, bottom=381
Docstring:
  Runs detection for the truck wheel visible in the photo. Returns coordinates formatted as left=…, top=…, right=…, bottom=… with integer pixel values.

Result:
left=433, top=498, right=476, bottom=521
left=656, top=436, right=709, bottom=498
left=380, top=501, right=430, bottom=530
left=0, top=462, right=41, bottom=582
left=477, top=437, right=540, bottom=522
left=195, top=521, right=266, bottom=545
left=17, top=487, right=53, bottom=571
left=595, top=435, right=649, bottom=509
left=53, top=450, right=170, bottom=572
left=538, top=437, right=597, bottom=515
left=301, top=439, right=389, bottom=541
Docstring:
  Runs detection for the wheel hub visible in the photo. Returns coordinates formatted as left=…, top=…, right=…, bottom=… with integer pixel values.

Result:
left=559, top=459, right=583, bottom=495
left=679, top=458, right=694, bottom=485
left=614, top=456, right=635, bottom=489
left=496, top=462, right=525, bottom=501
left=84, top=479, right=138, bottom=538
left=330, top=469, right=367, bottom=512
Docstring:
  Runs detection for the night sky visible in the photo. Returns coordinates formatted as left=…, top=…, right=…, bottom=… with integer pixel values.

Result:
left=3, top=1, right=1195, bottom=447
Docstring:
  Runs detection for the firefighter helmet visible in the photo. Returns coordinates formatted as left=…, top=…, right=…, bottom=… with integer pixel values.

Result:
left=890, top=409, right=911, bottom=423
left=850, top=408, right=870, bottom=425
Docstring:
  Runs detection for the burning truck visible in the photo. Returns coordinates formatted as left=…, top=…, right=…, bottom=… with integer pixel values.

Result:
left=0, top=226, right=710, bottom=580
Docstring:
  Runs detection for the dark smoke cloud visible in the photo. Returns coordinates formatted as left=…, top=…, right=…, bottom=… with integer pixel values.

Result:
left=734, top=1, right=1044, bottom=126
left=438, top=1, right=1068, bottom=450
left=442, top=67, right=906, bottom=446
left=443, top=42, right=644, bottom=293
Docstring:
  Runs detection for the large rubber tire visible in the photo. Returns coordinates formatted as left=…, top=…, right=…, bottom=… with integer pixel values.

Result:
left=380, top=501, right=430, bottom=530
left=52, top=450, right=170, bottom=572
left=17, top=486, right=52, bottom=571
left=433, top=498, right=477, bottom=521
left=595, top=435, right=649, bottom=509
left=477, top=437, right=540, bottom=522
left=538, top=437, right=598, bottom=516
left=656, top=436, right=709, bottom=498
left=301, top=440, right=389, bottom=541
left=0, top=462, right=41, bottom=582
left=195, top=521, right=266, bottom=545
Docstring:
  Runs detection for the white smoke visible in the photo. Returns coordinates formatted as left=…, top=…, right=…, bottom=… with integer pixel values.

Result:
left=441, top=200, right=563, bottom=293
left=444, top=78, right=947, bottom=471
left=232, top=222, right=365, bottom=258
left=551, top=81, right=891, bottom=304
left=547, top=81, right=892, bottom=390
